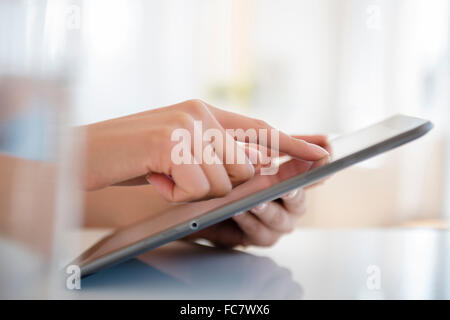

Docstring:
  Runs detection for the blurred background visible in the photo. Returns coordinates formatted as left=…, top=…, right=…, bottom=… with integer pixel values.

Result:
left=0, top=0, right=449, bottom=298
left=72, top=0, right=450, bottom=228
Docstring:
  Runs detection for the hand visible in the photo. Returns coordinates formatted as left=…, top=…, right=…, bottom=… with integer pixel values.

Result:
left=82, top=99, right=329, bottom=203
left=184, top=134, right=331, bottom=248
left=184, top=188, right=306, bottom=247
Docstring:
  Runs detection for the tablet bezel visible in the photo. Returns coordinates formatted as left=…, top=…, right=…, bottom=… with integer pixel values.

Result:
left=77, top=114, right=433, bottom=277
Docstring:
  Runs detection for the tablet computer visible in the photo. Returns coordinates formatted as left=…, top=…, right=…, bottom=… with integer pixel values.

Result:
left=74, top=114, right=433, bottom=277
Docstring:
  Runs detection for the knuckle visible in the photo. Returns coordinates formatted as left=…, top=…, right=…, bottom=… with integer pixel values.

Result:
left=233, top=163, right=255, bottom=182
left=185, top=99, right=208, bottom=115
left=192, top=182, right=210, bottom=199
left=253, top=118, right=270, bottom=129
left=286, top=189, right=305, bottom=207
left=298, top=203, right=307, bottom=216
left=157, top=126, right=178, bottom=141
left=270, top=210, right=286, bottom=227
left=170, top=110, right=194, bottom=128
left=259, top=235, right=279, bottom=247
left=245, top=219, right=263, bottom=235
left=213, top=181, right=232, bottom=197
left=295, top=195, right=307, bottom=216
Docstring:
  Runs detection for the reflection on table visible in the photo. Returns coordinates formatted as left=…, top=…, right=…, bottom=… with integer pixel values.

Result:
left=79, top=241, right=303, bottom=299
left=68, top=229, right=449, bottom=299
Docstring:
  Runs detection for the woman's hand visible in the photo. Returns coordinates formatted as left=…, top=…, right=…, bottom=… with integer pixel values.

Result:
left=184, top=188, right=307, bottom=248
left=184, top=134, right=331, bottom=247
left=82, top=99, right=329, bottom=203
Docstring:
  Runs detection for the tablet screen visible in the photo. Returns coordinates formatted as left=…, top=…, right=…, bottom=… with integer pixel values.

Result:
left=77, top=115, right=430, bottom=270
left=79, top=158, right=314, bottom=266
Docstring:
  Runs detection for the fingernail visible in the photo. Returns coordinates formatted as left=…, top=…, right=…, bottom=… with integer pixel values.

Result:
left=262, top=156, right=272, bottom=167
left=246, top=147, right=262, bottom=165
left=307, top=142, right=329, bottom=158
left=234, top=210, right=245, bottom=216
left=251, top=202, right=268, bottom=213
left=282, top=189, right=298, bottom=200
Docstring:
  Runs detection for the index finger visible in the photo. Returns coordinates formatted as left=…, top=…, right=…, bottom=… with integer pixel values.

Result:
left=292, top=135, right=331, bottom=153
left=207, top=105, right=329, bottom=161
